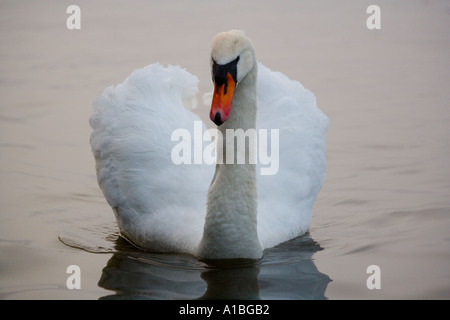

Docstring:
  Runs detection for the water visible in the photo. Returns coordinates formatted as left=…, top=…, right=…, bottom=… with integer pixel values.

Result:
left=72, top=232, right=329, bottom=300
left=1, top=0, right=450, bottom=300
left=59, top=221, right=330, bottom=299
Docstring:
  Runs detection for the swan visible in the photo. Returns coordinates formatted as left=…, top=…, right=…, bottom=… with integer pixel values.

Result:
left=90, top=30, right=328, bottom=259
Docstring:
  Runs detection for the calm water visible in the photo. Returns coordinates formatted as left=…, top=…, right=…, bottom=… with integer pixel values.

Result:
left=1, top=0, right=449, bottom=300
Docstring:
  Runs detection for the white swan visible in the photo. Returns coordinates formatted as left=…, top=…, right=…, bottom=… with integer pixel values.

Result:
left=90, top=30, right=328, bottom=259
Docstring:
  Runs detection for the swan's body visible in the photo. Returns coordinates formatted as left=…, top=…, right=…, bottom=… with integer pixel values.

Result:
left=90, top=30, right=328, bottom=259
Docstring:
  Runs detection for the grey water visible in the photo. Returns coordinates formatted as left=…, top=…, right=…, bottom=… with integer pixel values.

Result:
left=1, top=0, right=450, bottom=299
left=78, top=233, right=330, bottom=300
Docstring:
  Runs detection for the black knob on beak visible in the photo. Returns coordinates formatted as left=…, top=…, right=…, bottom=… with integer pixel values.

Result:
left=213, top=112, right=223, bottom=126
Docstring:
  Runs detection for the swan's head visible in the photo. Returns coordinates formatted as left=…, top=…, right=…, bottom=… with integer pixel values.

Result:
left=209, top=30, right=256, bottom=126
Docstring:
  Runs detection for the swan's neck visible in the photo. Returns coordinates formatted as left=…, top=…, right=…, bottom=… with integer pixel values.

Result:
left=198, top=64, right=262, bottom=259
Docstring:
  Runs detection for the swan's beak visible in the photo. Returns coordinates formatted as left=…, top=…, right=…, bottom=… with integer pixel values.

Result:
left=210, top=72, right=236, bottom=126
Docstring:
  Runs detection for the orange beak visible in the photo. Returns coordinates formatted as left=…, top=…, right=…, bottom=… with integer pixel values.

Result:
left=210, top=72, right=236, bottom=126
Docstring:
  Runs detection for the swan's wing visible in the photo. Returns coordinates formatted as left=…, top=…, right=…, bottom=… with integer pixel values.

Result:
left=90, top=63, right=214, bottom=253
left=255, top=63, right=328, bottom=249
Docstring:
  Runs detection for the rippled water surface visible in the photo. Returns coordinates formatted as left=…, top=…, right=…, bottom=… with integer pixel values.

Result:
left=1, top=0, right=449, bottom=299
left=60, top=229, right=329, bottom=299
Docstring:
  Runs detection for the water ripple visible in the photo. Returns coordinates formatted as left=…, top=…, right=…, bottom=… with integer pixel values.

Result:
left=59, top=222, right=331, bottom=299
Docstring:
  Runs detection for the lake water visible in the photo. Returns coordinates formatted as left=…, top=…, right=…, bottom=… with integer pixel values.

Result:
left=1, top=0, right=449, bottom=300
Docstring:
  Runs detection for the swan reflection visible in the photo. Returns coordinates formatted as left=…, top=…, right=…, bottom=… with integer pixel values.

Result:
left=98, top=234, right=331, bottom=300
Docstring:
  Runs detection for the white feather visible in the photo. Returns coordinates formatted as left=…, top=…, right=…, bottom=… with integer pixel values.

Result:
left=90, top=61, right=328, bottom=256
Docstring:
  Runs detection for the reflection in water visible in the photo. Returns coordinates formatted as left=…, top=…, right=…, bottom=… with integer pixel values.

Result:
left=97, top=234, right=331, bottom=300
left=200, top=260, right=261, bottom=300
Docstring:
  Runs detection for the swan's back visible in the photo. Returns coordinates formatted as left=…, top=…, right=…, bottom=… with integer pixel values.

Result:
left=255, top=63, right=328, bottom=249
left=90, top=64, right=213, bottom=253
